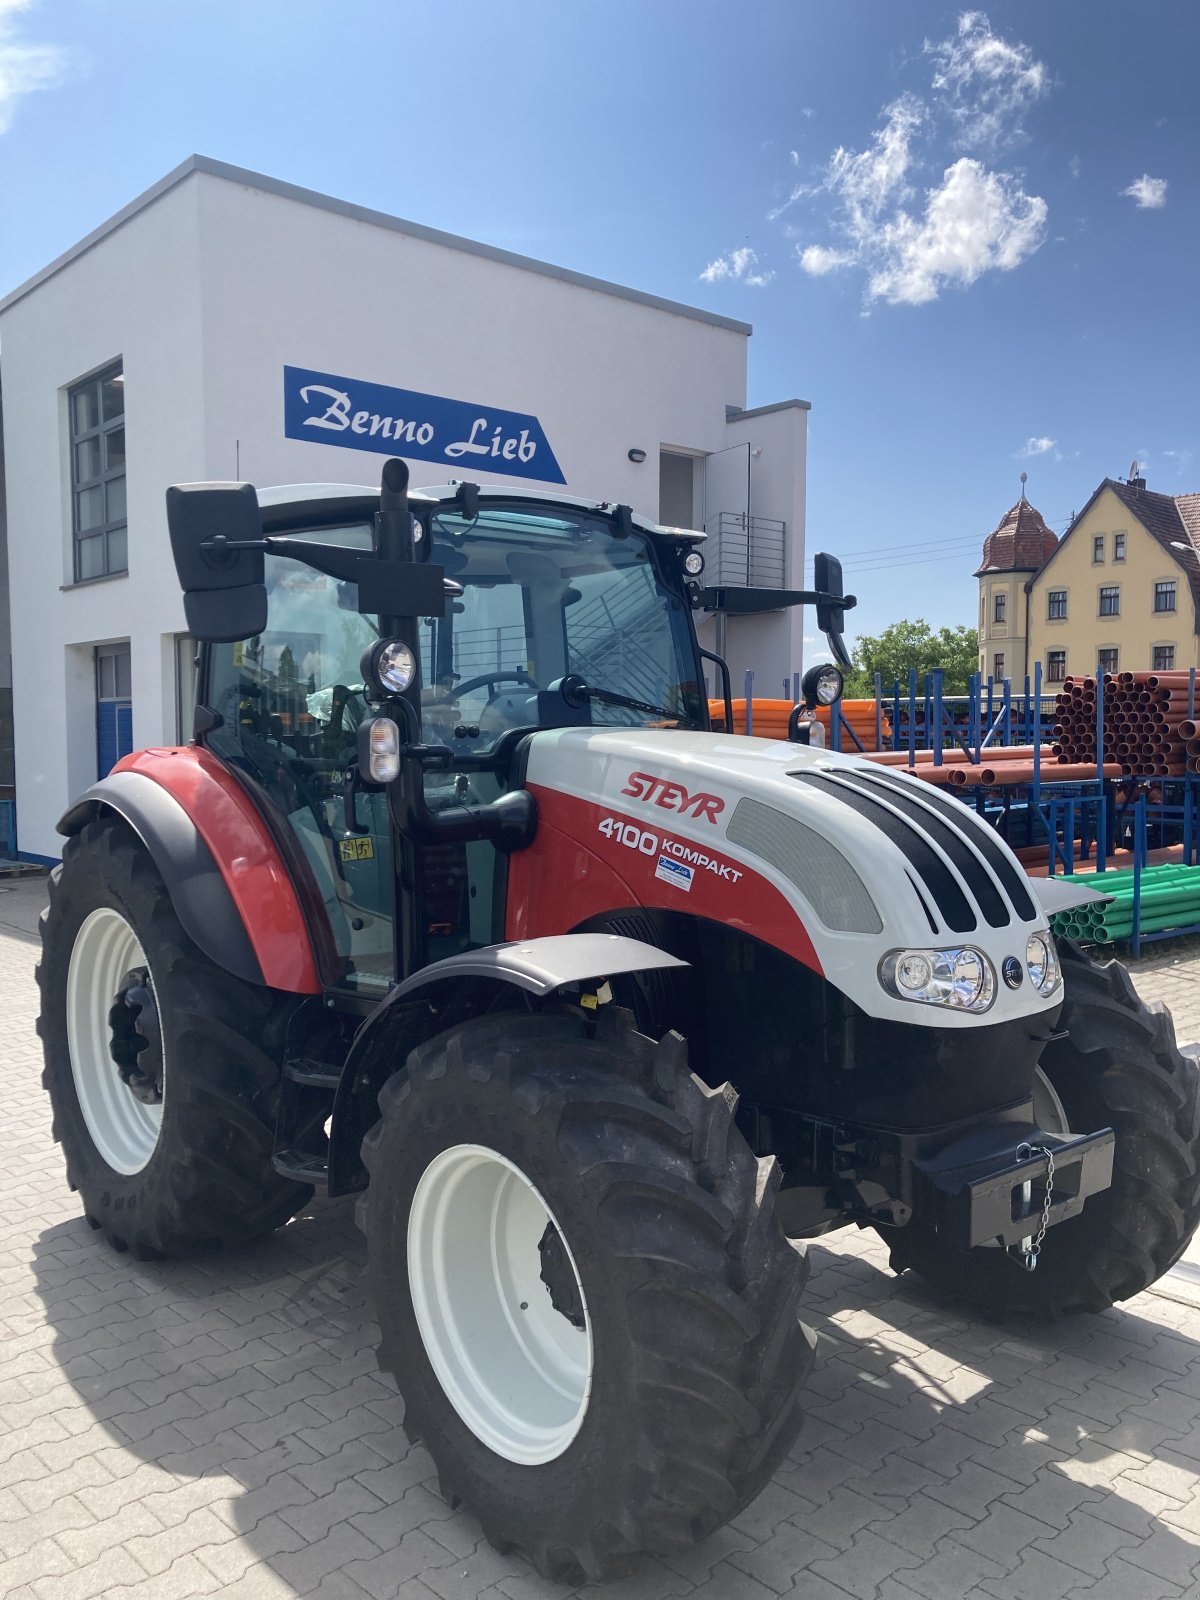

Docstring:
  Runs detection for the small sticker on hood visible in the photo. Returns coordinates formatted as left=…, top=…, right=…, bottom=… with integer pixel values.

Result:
left=655, top=856, right=694, bottom=892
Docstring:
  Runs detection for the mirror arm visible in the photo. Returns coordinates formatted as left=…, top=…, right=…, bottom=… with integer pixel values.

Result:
left=698, top=647, right=734, bottom=733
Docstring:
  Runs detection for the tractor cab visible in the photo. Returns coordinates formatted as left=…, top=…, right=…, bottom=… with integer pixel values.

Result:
left=172, top=463, right=851, bottom=994
left=193, top=477, right=707, bottom=990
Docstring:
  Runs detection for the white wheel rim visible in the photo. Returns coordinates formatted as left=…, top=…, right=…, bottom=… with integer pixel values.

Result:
left=66, top=907, right=164, bottom=1175
left=1033, top=1067, right=1072, bottom=1136
left=407, top=1143, right=593, bottom=1464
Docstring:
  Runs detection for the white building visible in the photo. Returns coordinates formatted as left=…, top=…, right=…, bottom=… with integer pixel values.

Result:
left=0, top=156, right=810, bottom=862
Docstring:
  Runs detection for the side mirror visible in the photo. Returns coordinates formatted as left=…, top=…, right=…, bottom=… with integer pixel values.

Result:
left=166, top=482, right=267, bottom=643
left=813, top=552, right=845, bottom=635
left=813, top=551, right=855, bottom=670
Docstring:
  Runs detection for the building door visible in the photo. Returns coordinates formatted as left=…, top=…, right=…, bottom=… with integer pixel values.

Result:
left=659, top=451, right=697, bottom=528
left=95, top=644, right=132, bottom=778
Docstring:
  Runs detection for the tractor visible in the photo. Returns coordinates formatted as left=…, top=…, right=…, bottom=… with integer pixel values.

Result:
left=38, top=460, right=1200, bottom=1584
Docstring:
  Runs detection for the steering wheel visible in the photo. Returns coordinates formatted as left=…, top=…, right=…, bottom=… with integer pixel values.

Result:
left=451, top=669, right=540, bottom=701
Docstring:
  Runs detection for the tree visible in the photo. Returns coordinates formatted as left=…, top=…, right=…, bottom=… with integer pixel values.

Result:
left=841, top=619, right=979, bottom=698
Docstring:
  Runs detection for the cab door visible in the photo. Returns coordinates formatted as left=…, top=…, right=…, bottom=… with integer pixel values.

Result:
left=203, top=524, right=396, bottom=994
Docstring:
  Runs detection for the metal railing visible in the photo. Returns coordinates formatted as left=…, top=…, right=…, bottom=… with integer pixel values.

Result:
left=705, top=512, right=787, bottom=589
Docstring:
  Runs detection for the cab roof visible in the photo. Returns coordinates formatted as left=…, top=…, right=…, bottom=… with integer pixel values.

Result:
left=256, top=480, right=706, bottom=543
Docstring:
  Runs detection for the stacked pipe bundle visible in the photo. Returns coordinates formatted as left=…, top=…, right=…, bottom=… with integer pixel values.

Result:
left=1049, top=862, right=1200, bottom=944
left=860, top=743, right=1112, bottom=788
left=1052, top=672, right=1199, bottom=776
left=708, top=699, right=891, bottom=751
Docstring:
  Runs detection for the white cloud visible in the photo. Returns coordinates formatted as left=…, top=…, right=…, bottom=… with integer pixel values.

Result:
left=868, top=159, right=1046, bottom=305
left=1122, top=174, right=1167, bottom=209
left=799, top=244, right=855, bottom=276
left=700, top=245, right=773, bottom=287
left=787, top=12, right=1048, bottom=307
left=0, top=0, right=65, bottom=134
left=1068, top=154, right=1082, bottom=179
left=925, top=9, right=1049, bottom=151
left=1017, top=436, right=1056, bottom=458
left=799, top=140, right=1046, bottom=307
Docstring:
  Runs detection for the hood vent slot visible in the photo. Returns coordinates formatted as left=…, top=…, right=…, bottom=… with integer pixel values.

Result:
left=727, top=799, right=882, bottom=933
left=851, top=767, right=1037, bottom=924
left=835, top=772, right=1010, bottom=929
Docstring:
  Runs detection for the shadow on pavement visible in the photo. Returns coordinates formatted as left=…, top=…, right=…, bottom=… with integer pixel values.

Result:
left=27, top=1201, right=1200, bottom=1600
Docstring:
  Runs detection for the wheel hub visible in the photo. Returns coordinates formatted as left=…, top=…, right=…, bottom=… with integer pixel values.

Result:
left=108, top=966, right=163, bottom=1105
left=538, top=1222, right=586, bottom=1329
left=407, top=1143, right=593, bottom=1464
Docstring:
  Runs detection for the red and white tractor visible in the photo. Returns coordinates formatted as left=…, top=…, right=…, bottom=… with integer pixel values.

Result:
left=38, top=461, right=1200, bottom=1583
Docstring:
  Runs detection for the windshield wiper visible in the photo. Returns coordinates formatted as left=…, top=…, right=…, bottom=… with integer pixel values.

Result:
left=556, top=673, right=684, bottom=724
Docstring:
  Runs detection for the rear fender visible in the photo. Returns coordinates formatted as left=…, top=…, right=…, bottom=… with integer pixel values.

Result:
left=327, top=933, right=688, bottom=1194
left=58, top=750, right=321, bottom=993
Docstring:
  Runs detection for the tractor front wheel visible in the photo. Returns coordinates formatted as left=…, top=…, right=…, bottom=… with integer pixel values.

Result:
left=37, top=815, right=312, bottom=1257
left=884, top=940, right=1200, bottom=1316
left=359, top=1005, right=815, bottom=1584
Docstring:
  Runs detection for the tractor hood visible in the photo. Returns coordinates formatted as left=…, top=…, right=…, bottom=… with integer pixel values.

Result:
left=518, top=727, right=1060, bottom=1030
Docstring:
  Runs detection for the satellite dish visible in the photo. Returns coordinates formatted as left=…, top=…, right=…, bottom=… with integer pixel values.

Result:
left=1129, top=458, right=1140, bottom=480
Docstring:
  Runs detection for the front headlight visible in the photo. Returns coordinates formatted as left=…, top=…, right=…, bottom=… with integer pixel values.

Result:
left=879, top=946, right=996, bottom=1013
left=1026, top=931, right=1061, bottom=995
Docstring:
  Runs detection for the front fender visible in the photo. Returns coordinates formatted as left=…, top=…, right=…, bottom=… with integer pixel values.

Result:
left=327, top=933, right=689, bottom=1194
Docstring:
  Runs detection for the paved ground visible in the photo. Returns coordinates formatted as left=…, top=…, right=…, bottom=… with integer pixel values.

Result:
left=5, top=873, right=1200, bottom=1600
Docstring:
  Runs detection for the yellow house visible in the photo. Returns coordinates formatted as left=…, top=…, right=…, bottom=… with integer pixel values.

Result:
left=975, top=493, right=1059, bottom=682
left=1026, top=476, right=1200, bottom=684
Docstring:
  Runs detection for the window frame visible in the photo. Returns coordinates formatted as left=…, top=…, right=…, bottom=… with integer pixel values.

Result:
left=1047, top=589, right=1068, bottom=621
left=1152, top=644, right=1176, bottom=672
left=1097, top=647, right=1119, bottom=676
left=1153, top=580, right=1177, bottom=614
left=1046, top=649, right=1067, bottom=683
left=1113, top=531, right=1126, bottom=563
left=993, top=591, right=1006, bottom=624
left=69, top=363, right=127, bottom=582
left=992, top=653, right=1005, bottom=682
left=1098, top=584, right=1121, bottom=618
left=1092, top=534, right=1105, bottom=564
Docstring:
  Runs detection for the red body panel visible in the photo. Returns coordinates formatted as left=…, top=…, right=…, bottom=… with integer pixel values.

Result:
left=113, top=747, right=322, bottom=993
left=506, top=784, right=823, bottom=974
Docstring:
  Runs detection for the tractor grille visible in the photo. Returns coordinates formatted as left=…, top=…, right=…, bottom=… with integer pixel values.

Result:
left=789, top=767, right=1037, bottom=935
left=727, top=799, right=882, bottom=933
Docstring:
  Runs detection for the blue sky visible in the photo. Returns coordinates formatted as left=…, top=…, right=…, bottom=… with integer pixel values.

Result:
left=1, top=1, right=1195, bottom=647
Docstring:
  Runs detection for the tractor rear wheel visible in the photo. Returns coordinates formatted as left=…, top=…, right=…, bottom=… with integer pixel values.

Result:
left=884, top=940, right=1200, bottom=1316
left=358, top=1004, right=815, bottom=1584
left=37, top=815, right=312, bottom=1257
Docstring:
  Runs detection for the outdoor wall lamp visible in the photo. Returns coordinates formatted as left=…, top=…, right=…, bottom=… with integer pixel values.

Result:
left=627, top=448, right=647, bottom=463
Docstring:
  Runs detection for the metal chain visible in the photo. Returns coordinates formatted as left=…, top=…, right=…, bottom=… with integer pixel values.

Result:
left=1013, top=1143, right=1056, bottom=1272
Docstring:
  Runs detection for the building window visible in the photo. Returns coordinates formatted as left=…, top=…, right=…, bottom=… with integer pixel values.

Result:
left=1047, top=650, right=1067, bottom=683
left=993, top=654, right=1005, bottom=681
left=1153, top=645, right=1176, bottom=671
left=993, top=591, right=1006, bottom=623
left=1099, top=585, right=1121, bottom=617
left=1154, top=580, right=1177, bottom=613
left=1114, top=532, right=1126, bottom=562
left=1092, top=534, right=1105, bottom=564
left=70, top=365, right=126, bottom=581
left=1097, top=648, right=1119, bottom=676
left=1047, top=589, right=1067, bottom=620
left=95, top=643, right=132, bottom=778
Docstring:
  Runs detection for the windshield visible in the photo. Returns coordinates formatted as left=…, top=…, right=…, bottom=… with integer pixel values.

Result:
left=419, top=502, right=704, bottom=750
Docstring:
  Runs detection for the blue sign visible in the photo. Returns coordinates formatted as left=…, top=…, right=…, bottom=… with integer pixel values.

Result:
left=283, top=365, right=565, bottom=484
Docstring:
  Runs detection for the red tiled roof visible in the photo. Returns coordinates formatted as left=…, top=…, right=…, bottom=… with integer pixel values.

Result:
left=975, top=498, right=1059, bottom=575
